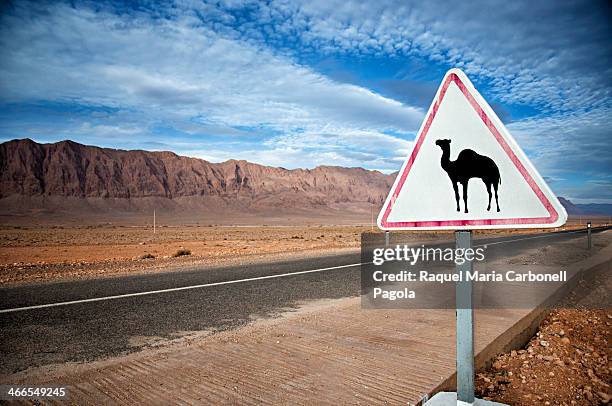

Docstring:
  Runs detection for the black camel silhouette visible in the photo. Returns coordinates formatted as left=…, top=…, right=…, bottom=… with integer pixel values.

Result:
left=435, top=139, right=501, bottom=213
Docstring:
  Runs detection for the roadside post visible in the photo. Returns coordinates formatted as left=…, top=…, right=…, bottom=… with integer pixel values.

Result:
left=587, top=221, right=592, bottom=249
left=376, top=68, right=568, bottom=405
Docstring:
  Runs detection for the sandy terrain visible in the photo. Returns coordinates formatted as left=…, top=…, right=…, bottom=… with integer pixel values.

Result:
left=0, top=221, right=604, bottom=286
left=0, top=225, right=374, bottom=285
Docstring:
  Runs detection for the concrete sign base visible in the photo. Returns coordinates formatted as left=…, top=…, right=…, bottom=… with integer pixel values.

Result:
left=424, top=392, right=508, bottom=406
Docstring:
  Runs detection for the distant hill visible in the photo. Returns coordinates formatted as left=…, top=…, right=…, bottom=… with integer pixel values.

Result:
left=573, top=203, right=612, bottom=216
left=558, top=197, right=583, bottom=215
left=558, top=197, right=612, bottom=217
left=0, top=139, right=394, bottom=225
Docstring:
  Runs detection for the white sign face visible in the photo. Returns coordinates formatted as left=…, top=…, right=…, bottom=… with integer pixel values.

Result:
left=378, top=68, right=567, bottom=230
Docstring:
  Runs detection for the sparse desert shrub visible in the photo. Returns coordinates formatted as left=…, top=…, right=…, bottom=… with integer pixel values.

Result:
left=172, top=249, right=191, bottom=257
left=140, top=253, right=155, bottom=259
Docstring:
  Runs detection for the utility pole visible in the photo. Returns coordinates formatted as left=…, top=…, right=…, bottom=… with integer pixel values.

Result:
left=371, top=203, right=374, bottom=231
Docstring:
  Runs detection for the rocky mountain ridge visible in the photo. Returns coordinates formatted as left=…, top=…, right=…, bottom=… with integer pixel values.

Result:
left=0, top=139, right=394, bottom=224
left=1, top=139, right=607, bottom=226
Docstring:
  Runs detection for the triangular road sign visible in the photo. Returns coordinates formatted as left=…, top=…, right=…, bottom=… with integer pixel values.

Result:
left=378, top=68, right=567, bottom=230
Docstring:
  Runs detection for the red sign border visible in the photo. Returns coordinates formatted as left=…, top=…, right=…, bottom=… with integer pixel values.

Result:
left=380, top=73, right=559, bottom=228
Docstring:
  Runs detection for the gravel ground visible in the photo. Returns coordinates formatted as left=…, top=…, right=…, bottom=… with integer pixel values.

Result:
left=476, top=257, right=612, bottom=405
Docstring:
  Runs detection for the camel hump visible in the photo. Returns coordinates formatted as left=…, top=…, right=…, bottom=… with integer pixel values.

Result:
left=457, top=149, right=480, bottom=160
left=456, top=148, right=500, bottom=178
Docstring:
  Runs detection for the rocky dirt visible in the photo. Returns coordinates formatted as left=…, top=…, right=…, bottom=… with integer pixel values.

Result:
left=476, top=255, right=612, bottom=405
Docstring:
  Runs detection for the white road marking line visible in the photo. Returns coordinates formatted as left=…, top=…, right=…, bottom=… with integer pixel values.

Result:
left=0, top=263, right=366, bottom=314
left=0, top=228, right=602, bottom=314
left=474, top=229, right=585, bottom=248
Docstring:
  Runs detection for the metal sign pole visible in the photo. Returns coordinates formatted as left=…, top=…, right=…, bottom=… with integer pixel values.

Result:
left=456, top=230, right=475, bottom=403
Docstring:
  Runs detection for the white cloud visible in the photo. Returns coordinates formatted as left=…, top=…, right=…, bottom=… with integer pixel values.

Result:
left=507, top=108, right=611, bottom=175
left=0, top=1, right=422, bottom=171
left=211, top=0, right=611, bottom=115
left=0, top=0, right=423, bottom=168
left=506, top=107, right=612, bottom=201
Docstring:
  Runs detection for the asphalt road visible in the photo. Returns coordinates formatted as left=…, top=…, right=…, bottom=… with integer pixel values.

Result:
left=0, top=227, right=606, bottom=375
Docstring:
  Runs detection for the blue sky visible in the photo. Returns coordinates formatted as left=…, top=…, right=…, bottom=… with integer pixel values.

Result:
left=0, top=0, right=610, bottom=203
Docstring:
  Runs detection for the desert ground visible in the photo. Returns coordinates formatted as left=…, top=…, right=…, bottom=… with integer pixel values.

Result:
left=0, top=224, right=389, bottom=286
left=0, top=217, right=607, bottom=286
left=2, top=229, right=610, bottom=405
